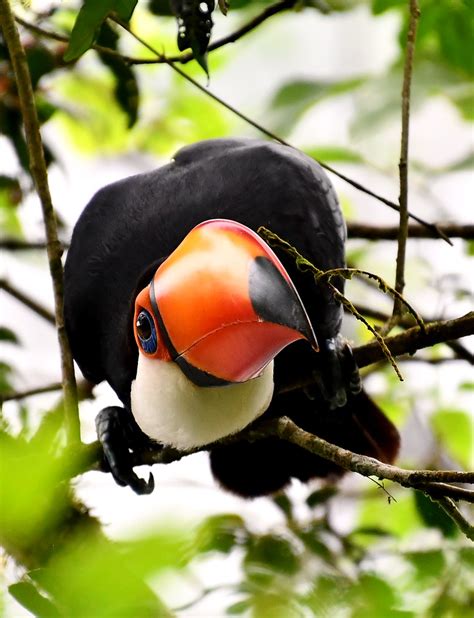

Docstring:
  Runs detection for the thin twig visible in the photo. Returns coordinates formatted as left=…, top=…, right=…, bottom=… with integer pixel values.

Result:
left=0, top=379, right=94, bottom=405
left=1, top=1, right=80, bottom=444
left=14, top=15, right=126, bottom=60
left=1, top=279, right=56, bottom=325
left=1, top=382, right=63, bottom=403
left=393, top=0, right=420, bottom=318
left=434, top=497, right=474, bottom=541
left=15, top=11, right=453, bottom=244
left=347, top=223, right=474, bottom=240
left=110, top=17, right=451, bottom=244
left=128, top=0, right=298, bottom=66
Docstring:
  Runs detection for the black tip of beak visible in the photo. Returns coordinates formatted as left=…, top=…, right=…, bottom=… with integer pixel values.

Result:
left=249, top=256, right=318, bottom=350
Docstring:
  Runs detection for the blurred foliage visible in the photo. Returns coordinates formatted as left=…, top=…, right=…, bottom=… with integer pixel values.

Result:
left=1, top=0, right=473, bottom=616
left=2, top=419, right=472, bottom=616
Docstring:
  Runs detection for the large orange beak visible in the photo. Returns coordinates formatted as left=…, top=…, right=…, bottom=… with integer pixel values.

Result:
left=133, top=219, right=317, bottom=386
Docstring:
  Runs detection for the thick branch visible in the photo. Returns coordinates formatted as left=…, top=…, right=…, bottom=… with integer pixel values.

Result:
left=351, top=305, right=474, bottom=365
left=353, top=312, right=474, bottom=370
left=393, top=0, right=420, bottom=317
left=74, top=416, right=474, bottom=538
left=0, top=1, right=80, bottom=443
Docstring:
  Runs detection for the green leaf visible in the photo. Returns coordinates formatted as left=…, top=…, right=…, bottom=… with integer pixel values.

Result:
left=118, top=530, right=194, bottom=578
left=96, top=22, right=140, bottom=127
left=31, top=533, right=170, bottom=617
left=244, top=535, right=300, bottom=578
left=25, top=44, right=57, bottom=89
left=115, top=0, right=139, bottom=20
left=413, top=492, right=457, bottom=538
left=171, top=0, right=215, bottom=76
left=269, top=77, right=365, bottom=135
left=9, top=581, right=60, bottom=618
left=348, top=573, right=411, bottom=617
left=371, top=0, right=405, bottom=15
left=305, top=146, right=365, bottom=165
left=306, top=486, right=338, bottom=507
left=272, top=494, right=293, bottom=519
left=431, top=408, right=473, bottom=468
left=0, top=361, right=14, bottom=395
left=226, top=599, right=251, bottom=615
left=297, top=529, right=334, bottom=562
left=64, top=1, right=138, bottom=62
left=405, top=549, right=446, bottom=582
left=0, top=327, right=20, bottom=345
left=358, top=493, right=420, bottom=538
left=195, top=514, right=246, bottom=554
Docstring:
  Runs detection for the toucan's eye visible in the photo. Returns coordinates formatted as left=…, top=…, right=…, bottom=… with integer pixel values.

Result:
left=136, top=309, right=158, bottom=354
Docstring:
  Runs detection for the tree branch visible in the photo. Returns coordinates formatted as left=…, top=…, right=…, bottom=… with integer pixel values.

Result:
left=128, top=0, right=298, bottom=65
left=0, top=1, right=80, bottom=443
left=346, top=223, right=474, bottom=240
left=352, top=312, right=474, bottom=370
left=351, top=305, right=474, bottom=365
left=1, top=379, right=94, bottom=405
left=434, top=497, right=474, bottom=541
left=3, top=222, right=473, bottom=252
left=73, top=415, right=474, bottom=539
left=393, top=0, right=420, bottom=318
left=1, top=278, right=56, bottom=325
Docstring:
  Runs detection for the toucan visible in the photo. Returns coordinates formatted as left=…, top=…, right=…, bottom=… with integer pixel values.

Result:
left=64, top=138, right=400, bottom=496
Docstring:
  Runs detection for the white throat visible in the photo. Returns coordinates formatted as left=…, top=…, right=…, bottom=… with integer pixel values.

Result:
left=130, top=356, right=274, bottom=449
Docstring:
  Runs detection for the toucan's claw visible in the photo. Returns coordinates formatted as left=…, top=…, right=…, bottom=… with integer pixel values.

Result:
left=314, top=336, right=362, bottom=409
left=95, top=406, right=155, bottom=495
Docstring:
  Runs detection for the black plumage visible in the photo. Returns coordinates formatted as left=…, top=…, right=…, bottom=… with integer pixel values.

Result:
left=64, top=138, right=399, bottom=496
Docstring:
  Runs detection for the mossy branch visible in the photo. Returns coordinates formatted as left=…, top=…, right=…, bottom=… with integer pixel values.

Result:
left=257, top=226, right=413, bottom=381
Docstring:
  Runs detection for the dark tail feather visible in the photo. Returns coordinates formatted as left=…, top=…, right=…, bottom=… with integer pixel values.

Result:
left=209, top=389, right=400, bottom=497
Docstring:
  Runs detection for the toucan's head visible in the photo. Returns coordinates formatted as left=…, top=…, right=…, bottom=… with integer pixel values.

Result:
left=130, top=219, right=317, bottom=449
left=133, top=219, right=317, bottom=386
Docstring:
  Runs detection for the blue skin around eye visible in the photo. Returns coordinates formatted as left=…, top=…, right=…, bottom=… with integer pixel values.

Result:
left=138, top=310, right=158, bottom=354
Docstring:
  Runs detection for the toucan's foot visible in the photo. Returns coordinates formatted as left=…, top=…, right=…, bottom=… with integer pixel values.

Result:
left=313, top=336, right=362, bottom=409
left=95, top=406, right=155, bottom=495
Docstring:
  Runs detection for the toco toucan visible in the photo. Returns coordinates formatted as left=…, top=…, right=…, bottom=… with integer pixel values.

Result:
left=64, top=138, right=400, bottom=496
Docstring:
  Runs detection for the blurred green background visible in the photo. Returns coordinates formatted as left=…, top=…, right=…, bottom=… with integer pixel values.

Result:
left=1, top=0, right=473, bottom=616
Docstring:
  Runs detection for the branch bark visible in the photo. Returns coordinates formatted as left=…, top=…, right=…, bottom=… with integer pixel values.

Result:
left=347, top=223, right=474, bottom=240
left=393, top=0, right=420, bottom=318
left=74, top=415, right=474, bottom=539
left=1, top=278, right=56, bottom=325
left=0, top=1, right=80, bottom=443
left=352, top=312, right=474, bottom=370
